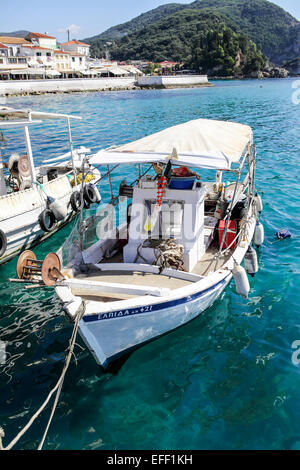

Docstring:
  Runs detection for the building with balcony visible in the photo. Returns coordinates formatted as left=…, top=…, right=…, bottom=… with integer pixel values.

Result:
left=60, top=40, right=90, bottom=57
left=25, top=32, right=57, bottom=50
left=21, top=45, right=55, bottom=69
left=0, top=36, right=31, bottom=57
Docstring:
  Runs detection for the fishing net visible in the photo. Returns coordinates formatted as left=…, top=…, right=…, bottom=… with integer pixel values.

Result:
left=60, top=199, right=128, bottom=269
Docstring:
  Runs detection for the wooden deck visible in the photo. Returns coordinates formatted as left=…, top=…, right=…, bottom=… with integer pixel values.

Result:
left=72, top=244, right=232, bottom=302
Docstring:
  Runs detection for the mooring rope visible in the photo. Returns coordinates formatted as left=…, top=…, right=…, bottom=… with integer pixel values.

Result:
left=135, top=238, right=185, bottom=272
left=0, top=301, right=86, bottom=451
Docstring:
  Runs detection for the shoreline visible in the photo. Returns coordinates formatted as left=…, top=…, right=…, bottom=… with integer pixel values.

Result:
left=0, top=74, right=212, bottom=97
left=0, top=83, right=213, bottom=97
left=0, top=75, right=295, bottom=98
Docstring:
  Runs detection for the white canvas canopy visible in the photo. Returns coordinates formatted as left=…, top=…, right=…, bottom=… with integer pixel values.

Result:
left=45, top=70, right=61, bottom=77
left=90, top=118, right=253, bottom=170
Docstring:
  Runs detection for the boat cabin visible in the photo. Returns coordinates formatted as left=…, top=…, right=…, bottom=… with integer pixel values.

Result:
left=124, top=174, right=205, bottom=271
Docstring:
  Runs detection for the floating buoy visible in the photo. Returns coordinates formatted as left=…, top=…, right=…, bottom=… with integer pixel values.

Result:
left=253, top=220, right=264, bottom=247
left=275, top=229, right=291, bottom=240
left=244, top=245, right=258, bottom=277
left=254, top=193, right=263, bottom=213
left=232, top=265, right=250, bottom=299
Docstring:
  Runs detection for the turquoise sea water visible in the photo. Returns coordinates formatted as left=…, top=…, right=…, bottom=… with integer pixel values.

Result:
left=0, top=79, right=299, bottom=450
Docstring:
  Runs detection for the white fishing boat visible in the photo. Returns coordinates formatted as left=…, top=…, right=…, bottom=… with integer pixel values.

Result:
left=0, top=107, right=101, bottom=265
left=24, top=118, right=264, bottom=368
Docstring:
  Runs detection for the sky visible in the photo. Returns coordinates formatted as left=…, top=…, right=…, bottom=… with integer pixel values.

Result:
left=0, top=0, right=299, bottom=42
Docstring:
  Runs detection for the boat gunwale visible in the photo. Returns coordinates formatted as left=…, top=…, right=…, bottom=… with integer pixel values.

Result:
left=56, top=204, right=256, bottom=321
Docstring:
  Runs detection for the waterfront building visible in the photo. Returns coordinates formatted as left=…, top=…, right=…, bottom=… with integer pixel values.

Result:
left=0, top=36, right=31, bottom=56
left=0, top=37, right=29, bottom=78
left=21, top=45, right=55, bottom=69
left=54, top=50, right=87, bottom=78
left=25, top=32, right=57, bottom=50
left=60, top=40, right=90, bottom=57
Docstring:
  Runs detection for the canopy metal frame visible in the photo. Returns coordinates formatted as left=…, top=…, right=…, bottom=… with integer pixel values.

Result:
left=0, top=107, right=82, bottom=188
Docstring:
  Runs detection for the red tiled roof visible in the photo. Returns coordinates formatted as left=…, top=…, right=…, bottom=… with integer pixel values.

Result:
left=22, top=45, right=54, bottom=51
left=26, top=32, right=56, bottom=40
left=0, top=36, right=31, bottom=45
left=54, top=50, right=70, bottom=55
left=159, top=61, right=178, bottom=66
left=61, top=40, right=89, bottom=46
left=0, top=42, right=8, bottom=49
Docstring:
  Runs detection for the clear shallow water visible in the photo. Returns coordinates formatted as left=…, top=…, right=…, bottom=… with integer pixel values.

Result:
left=0, top=79, right=299, bottom=450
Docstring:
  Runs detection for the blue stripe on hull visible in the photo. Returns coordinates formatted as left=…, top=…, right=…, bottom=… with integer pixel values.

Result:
left=82, top=277, right=229, bottom=323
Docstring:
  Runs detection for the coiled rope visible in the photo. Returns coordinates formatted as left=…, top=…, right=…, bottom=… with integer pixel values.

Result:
left=0, top=301, right=86, bottom=451
left=135, top=238, right=185, bottom=272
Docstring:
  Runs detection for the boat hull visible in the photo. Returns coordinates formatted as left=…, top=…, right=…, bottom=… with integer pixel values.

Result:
left=78, top=275, right=231, bottom=368
left=0, top=171, right=100, bottom=266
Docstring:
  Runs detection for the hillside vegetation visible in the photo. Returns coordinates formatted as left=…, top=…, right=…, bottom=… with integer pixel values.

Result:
left=86, top=0, right=300, bottom=67
left=89, top=9, right=266, bottom=76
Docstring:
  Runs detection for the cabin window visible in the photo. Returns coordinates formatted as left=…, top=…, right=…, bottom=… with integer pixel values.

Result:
left=144, top=200, right=184, bottom=239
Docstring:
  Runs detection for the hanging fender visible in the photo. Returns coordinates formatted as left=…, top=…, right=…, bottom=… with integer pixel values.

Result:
left=232, top=265, right=250, bottom=299
left=70, top=191, right=82, bottom=212
left=244, top=245, right=258, bottom=277
left=19, top=180, right=32, bottom=191
left=0, top=230, right=7, bottom=258
left=8, top=153, right=20, bottom=178
left=83, top=184, right=101, bottom=205
left=39, top=209, right=56, bottom=233
left=254, top=193, right=263, bottom=213
left=253, top=220, right=264, bottom=247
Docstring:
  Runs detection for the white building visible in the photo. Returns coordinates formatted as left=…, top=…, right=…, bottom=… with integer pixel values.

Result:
left=21, top=46, right=55, bottom=69
left=54, top=50, right=70, bottom=72
left=0, top=32, right=93, bottom=79
left=61, top=40, right=90, bottom=57
left=0, top=36, right=31, bottom=57
left=54, top=50, right=86, bottom=77
left=0, top=37, right=29, bottom=75
left=25, top=32, right=57, bottom=50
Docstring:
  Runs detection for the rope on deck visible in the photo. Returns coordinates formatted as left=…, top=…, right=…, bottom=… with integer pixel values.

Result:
left=0, top=301, right=86, bottom=451
left=135, top=238, right=185, bottom=272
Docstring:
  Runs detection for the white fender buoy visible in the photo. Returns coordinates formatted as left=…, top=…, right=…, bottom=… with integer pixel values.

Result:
left=244, top=245, right=258, bottom=277
left=253, top=221, right=264, bottom=247
left=254, top=193, right=263, bottom=213
left=232, top=265, right=250, bottom=299
left=48, top=198, right=68, bottom=221
left=8, top=153, right=20, bottom=177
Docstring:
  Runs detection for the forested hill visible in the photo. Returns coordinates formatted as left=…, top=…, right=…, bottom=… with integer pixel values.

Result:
left=85, top=0, right=300, bottom=66
left=84, top=3, right=186, bottom=42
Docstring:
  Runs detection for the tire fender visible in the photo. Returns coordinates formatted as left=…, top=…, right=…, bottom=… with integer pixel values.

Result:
left=0, top=230, right=7, bottom=257
left=83, top=184, right=101, bottom=205
left=70, top=191, right=82, bottom=212
left=39, top=209, right=56, bottom=232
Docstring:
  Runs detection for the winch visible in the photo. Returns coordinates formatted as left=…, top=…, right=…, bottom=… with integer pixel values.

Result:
left=15, top=250, right=64, bottom=286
